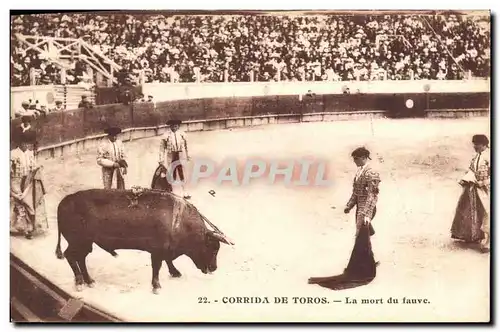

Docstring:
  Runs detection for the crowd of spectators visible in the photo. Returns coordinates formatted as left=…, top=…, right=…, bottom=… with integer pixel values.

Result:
left=11, top=12, right=490, bottom=86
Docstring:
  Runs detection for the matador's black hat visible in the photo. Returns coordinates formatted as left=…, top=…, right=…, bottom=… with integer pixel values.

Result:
left=104, top=126, right=122, bottom=136
left=472, top=134, right=489, bottom=147
left=351, top=147, right=371, bottom=160
left=166, top=119, right=182, bottom=126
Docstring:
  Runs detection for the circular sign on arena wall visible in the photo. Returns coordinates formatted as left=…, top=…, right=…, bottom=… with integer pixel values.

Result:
left=405, top=99, right=414, bottom=109
left=423, top=84, right=431, bottom=92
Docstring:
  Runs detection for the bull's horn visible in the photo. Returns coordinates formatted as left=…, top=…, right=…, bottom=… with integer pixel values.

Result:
left=210, top=231, right=235, bottom=245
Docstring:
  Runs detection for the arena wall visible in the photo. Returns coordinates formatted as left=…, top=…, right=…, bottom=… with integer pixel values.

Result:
left=10, top=80, right=490, bottom=160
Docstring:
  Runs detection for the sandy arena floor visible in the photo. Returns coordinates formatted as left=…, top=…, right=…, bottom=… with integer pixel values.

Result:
left=10, top=116, right=490, bottom=322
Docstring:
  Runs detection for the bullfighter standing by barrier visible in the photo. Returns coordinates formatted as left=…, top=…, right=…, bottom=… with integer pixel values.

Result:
left=159, top=119, right=191, bottom=199
left=451, top=134, right=490, bottom=253
left=97, top=127, right=128, bottom=189
left=10, top=131, right=48, bottom=239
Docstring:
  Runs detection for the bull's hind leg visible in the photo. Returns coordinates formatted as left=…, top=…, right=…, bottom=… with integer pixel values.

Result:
left=151, top=252, right=163, bottom=295
left=64, top=245, right=85, bottom=291
left=77, top=243, right=95, bottom=288
left=166, top=260, right=182, bottom=278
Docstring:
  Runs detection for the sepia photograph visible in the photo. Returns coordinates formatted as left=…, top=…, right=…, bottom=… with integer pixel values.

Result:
left=8, top=7, right=491, bottom=323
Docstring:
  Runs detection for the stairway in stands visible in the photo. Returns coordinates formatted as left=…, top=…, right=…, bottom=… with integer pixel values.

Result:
left=54, top=85, right=96, bottom=110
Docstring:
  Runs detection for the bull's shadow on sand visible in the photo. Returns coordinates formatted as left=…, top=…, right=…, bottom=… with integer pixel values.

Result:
left=308, top=224, right=376, bottom=291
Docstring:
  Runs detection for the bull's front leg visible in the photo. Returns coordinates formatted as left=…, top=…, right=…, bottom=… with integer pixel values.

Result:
left=166, top=259, right=182, bottom=278
left=151, top=252, right=163, bottom=294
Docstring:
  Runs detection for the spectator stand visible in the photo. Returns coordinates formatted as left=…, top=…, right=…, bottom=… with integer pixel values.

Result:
left=12, top=33, right=122, bottom=111
left=11, top=12, right=490, bottom=87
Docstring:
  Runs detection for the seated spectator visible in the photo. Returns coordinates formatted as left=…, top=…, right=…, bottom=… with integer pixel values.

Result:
left=52, top=100, right=66, bottom=112
left=135, top=94, right=146, bottom=103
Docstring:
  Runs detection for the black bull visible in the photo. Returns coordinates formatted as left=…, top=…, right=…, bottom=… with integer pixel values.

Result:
left=55, top=189, right=234, bottom=294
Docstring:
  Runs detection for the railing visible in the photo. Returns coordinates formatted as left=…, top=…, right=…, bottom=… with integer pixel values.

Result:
left=10, top=253, right=123, bottom=322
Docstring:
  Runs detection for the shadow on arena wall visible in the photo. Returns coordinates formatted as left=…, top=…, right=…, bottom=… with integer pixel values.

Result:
left=10, top=91, right=490, bottom=150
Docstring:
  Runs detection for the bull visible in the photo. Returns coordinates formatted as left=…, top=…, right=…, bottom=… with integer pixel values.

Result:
left=55, top=188, right=234, bottom=294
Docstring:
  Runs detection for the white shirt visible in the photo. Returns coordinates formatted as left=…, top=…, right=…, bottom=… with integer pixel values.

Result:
left=355, top=163, right=369, bottom=182
left=473, top=148, right=490, bottom=172
left=11, top=147, right=36, bottom=177
left=161, top=130, right=187, bottom=153
left=97, top=139, right=126, bottom=168
left=159, top=129, right=189, bottom=164
left=20, top=123, right=31, bottom=133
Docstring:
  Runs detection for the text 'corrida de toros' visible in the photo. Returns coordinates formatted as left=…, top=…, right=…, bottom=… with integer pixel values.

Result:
left=221, top=297, right=329, bottom=304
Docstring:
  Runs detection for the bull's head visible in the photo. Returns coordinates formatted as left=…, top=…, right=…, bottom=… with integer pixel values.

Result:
left=191, top=231, right=234, bottom=275
left=205, top=231, right=235, bottom=273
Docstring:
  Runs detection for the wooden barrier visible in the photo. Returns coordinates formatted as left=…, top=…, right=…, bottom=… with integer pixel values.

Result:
left=11, top=91, right=489, bottom=160
left=10, top=254, right=123, bottom=322
left=36, top=111, right=384, bottom=160
left=425, top=108, right=490, bottom=118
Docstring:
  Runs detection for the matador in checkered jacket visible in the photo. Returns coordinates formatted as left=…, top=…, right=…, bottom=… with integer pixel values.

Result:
left=344, top=147, right=381, bottom=237
left=97, top=127, right=128, bottom=189
left=159, top=119, right=190, bottom=199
